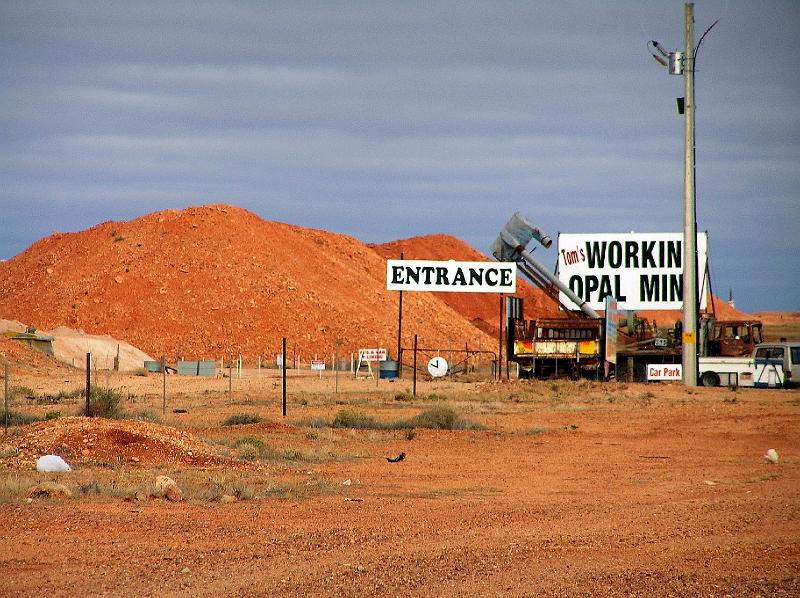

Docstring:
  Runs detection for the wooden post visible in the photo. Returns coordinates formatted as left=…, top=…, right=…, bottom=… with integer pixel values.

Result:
left=397, top=251, right=404, bottom=379
left=228, top=352, right=233, bottom=404
left=412, top=334, right=418, bottom=396
left=498, top=296, right=504, bottom=380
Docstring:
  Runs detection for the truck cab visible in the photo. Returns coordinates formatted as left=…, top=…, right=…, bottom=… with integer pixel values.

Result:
left=705, top=319, right=763, bottom=357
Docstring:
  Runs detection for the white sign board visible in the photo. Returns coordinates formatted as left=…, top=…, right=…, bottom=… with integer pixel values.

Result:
left=647, top=363, right=682, bottom=381
left=359, top=348, right=387, bottom=362
left=427, top=357, right=448, bottom=378
left=557, top=233, right=708, bottom=311
left=310, top=360, right=325, bottom=371
left=387, top=260, right=516, bottom=293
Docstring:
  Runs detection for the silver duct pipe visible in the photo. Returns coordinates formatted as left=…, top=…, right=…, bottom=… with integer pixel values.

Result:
left=492, top=212, right=600, bottom=320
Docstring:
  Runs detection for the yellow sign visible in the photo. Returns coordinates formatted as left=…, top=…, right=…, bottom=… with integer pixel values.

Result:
left=682, top=332, right=696, bottom=344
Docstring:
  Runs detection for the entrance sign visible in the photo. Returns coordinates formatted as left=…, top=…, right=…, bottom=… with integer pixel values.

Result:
left=310, top=360, right=325, bottom=371
left=557, top=232, right=708, bottom=311
left=387, top=260, right=516, bottom=293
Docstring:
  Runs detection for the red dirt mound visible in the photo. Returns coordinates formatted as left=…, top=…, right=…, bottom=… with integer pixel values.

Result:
left=1, top=417, right=240, bottom=469
left=752, top=311, right=800, bottom=325
left=0, top=336, right=71, bottom=377
left=371, top=235, right=560, bottom=335
left=0, top=205, right=495, bottom=360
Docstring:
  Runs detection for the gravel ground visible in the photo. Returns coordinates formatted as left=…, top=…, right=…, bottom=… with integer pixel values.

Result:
left=1, top=369, right=798, bottom=597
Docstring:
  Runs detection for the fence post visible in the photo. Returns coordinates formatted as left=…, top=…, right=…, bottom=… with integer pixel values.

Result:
left=4, top=363, right=8, bottom=432
left=85, top=352, right=92, bottom=417
left=412, top=334, right=418, bottom=396
left=228, top=352, right=233, bottom=404
left=161, top=355, right=167, bottom=415
left=282, top=337, right=287, bottom=417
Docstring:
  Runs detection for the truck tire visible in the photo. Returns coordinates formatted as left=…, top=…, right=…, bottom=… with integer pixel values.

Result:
left=701, top=371, right=720, bottom=387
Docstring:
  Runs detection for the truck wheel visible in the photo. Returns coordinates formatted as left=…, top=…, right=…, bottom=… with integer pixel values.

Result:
left=701, top=371, right=719, bottom=387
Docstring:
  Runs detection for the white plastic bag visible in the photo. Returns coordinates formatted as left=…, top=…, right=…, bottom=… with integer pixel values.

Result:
left=36, top=455, right=71, bottom=473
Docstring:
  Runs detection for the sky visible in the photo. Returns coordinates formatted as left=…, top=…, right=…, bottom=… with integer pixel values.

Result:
left=1, top=1, right=798, bottom=312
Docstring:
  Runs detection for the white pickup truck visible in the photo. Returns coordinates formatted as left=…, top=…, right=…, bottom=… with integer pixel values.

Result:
left=698, top=354, right=784, bottom=388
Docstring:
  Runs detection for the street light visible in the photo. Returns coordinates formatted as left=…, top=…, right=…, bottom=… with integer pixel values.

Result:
left=648, top=3, right=717, bottom=387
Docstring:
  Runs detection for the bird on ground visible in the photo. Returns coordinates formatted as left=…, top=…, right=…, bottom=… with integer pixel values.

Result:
left=386, top=452, right=406, bottom=463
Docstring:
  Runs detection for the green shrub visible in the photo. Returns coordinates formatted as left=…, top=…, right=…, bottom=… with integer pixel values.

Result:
left=128, top=409, right=161, bottom=423
left=223, top=413, right=262, bottom=426
left=45, top=411, right=62, bottom=420
left=332, top=409, right=378, bottom=429
left=410, top=405, right=475, bottom=430
left=236, top=436, right=266, bottom=449
left=81, top=386, right=123, bottom=418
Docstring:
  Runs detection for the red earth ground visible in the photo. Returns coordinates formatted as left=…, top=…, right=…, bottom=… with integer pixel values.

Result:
left=0, top=355, right=798, bottom=597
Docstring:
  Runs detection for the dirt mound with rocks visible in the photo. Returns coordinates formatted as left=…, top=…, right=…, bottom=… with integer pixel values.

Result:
left=752, top=311, right=800, bottom=325
left=0, top=205, right=495, bottom=361
left=371, top=234, right=560, bottom=335
left=0, top=330, right=72, bottom=377
left=1, top=417, right=240, bottom=469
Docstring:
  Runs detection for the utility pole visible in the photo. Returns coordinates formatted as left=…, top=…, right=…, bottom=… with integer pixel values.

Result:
left=682, top=2, right=698, bottom=387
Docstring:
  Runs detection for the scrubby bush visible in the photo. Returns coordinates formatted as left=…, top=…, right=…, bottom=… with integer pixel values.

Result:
left=223, top=413, right=262, bottom=426
left=409, top=405, right=459, bottom=429
left=0, top=410, right=41, bottom=426
left=80, top=386, right=123, bottom=418
left=409, top=405, right=481, bottom=430
left=332, top=409, right=378, bottom=429
left=305, top=406, right=481, bottom=432
left=128, top=409, right=161, bottom=423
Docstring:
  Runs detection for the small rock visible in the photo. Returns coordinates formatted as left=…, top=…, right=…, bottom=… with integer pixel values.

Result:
left=704, top=480, right=718, bottom=486
left=154, top=475, right=182, bottom=502
left=341, top=479, right=352, bottom=486
left=220, top=494, right=238, bottom=504
left=764, top=448, right=779, bottom=464
left=180, top=567, right=191, bottom=574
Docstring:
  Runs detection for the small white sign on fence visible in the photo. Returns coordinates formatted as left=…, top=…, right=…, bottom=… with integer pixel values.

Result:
left=359, top=348, right=387, bottom=362
left=311, top=360, right=326, bottom=371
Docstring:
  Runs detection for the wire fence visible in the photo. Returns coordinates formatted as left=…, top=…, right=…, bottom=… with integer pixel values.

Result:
left=1, top=340, right=504, bottom=431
